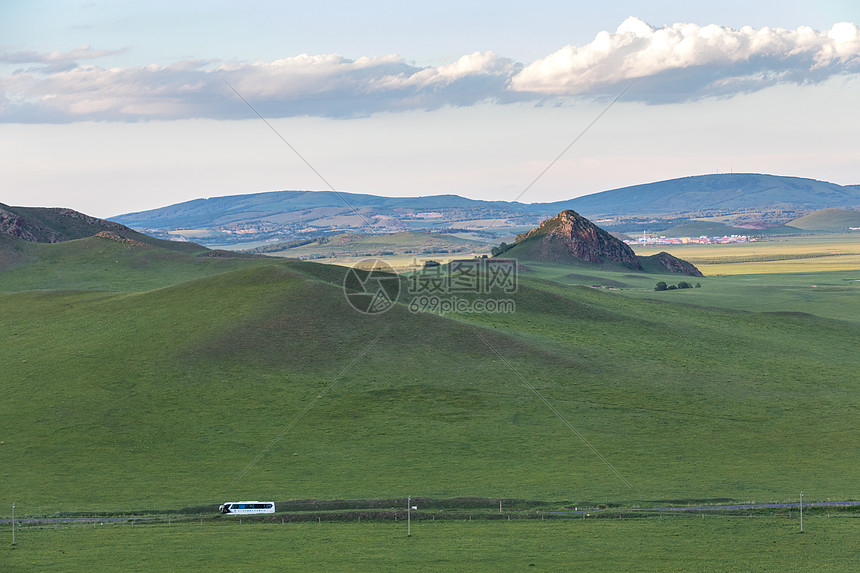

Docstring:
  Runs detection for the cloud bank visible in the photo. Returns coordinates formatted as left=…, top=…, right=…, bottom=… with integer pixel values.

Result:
left=2, top=18, right=859, bottom=122
left=511, top=17, right=860, bottom=101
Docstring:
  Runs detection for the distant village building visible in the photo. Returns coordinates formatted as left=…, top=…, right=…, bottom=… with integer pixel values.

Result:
left=625, top=235, right=751, bottom=246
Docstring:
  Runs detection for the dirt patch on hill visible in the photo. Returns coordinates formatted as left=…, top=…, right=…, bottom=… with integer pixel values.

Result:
left=94, top=231, right=149, bottom=246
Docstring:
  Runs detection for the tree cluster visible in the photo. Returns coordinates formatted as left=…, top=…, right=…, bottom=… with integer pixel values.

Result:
left=655, top=281, right=701, bottom=291
left=490, top=241, right=516, bottom=257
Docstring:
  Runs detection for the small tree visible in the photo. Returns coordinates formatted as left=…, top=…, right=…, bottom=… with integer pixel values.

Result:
left=655, top=281, right=668, bottom=291
left=677, top=281, right=692, bottom=289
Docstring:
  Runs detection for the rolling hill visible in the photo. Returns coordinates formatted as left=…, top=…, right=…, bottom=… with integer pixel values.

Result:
left=0, top=204, right=267, bottom=285
left=789, top=208, right=860, bottom=232
left=1, top=203, right=857, bottom=518
left=110, top=190, right=532, bottom=246
left=110, top=190, right=518, bottom=230
left=2, top=237, right=857, bottom=514
left=547, top=173, right=860, bottom=217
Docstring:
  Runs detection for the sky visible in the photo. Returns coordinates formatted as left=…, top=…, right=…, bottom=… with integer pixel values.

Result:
left=2, top=1, right=860, bottom=218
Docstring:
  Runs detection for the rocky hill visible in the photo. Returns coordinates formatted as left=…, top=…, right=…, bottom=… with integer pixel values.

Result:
left=0, top=203, right=136, bottom=243
left=511, top=210, right=642, bottom=269
left=503, top=210, right=702, bottom=276
left=0, top=203, right=205, bottom=254
left=640, top=251, right=704, bottom=277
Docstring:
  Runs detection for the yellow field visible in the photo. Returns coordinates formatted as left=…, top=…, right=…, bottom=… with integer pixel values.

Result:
left=633, top=234, right=860, bottom=275
left=276, top=235, right=860, bottom=275
left=167, top=229, right=220, bottom=238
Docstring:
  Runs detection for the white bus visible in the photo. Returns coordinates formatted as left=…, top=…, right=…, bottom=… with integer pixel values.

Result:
left=219, top=501, right=275, bottom=515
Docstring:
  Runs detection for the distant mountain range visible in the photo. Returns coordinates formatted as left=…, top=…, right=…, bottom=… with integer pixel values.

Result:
left=542, top=173, right=860, bottom=216
left=108, top=173, right=860, bottom=247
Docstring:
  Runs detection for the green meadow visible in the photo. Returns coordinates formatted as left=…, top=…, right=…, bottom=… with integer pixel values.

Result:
left=1, top=232, right=858, bottom=569
left=4, top=514, right=858, bottom=572
left=517, top=261, right=860, bottom=323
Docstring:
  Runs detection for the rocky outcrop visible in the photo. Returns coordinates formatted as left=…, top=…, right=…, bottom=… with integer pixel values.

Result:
left=513, top=210, right=642, bottom=269
left=94, top=231, right=148, bottom=246
left=0, top=203, right=138, bottom=243
left=640, top=251, right=703, bottom=277
left=0, top=205, right=59, bottom=242
left=506, top=210, right=702, bottom=276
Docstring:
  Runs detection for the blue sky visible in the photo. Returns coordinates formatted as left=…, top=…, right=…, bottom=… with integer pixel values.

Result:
left=2, top=1, right=860, bottom=217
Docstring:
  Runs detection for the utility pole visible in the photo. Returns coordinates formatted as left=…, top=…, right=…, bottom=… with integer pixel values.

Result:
left=800, top=491, right=803, bottom=533
left=407, top=496, right=411, bottom=537
left=11, top=503, right=15, bottom=545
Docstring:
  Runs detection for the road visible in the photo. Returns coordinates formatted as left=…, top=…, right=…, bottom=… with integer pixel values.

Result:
left=0, top=517, right=137, bottom=524
left=553, top=500, right=860, bottom=515
left=2, top=500, right=857, bottom=523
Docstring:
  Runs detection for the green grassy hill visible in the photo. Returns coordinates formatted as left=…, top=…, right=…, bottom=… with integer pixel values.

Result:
left=0, top=233, right=270, bottom=291
left=2, top=238, right=858, bottom=514
left=790, top=208, right=860, bottom=231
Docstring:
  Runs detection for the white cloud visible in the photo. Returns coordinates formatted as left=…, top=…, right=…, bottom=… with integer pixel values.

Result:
left=1, top=18, right=859, bottom=122
left=0, top=43, right=125, bottom=65
left=373, top=51, right=513, bottom=90
left=509, top=17, right=860, bottom=99
left=0, top=48, right=516, bottom=122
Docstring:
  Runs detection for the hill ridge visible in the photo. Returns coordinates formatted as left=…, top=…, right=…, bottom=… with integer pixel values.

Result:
left=546, top=173, right=860, bottom=216
left=0, top=203, right=211, bottom=256
left=107, top=173, right=860, bottom=247
left=788, top=208, right=860, bottom=231
left=0, top=203, right=136, bottom=243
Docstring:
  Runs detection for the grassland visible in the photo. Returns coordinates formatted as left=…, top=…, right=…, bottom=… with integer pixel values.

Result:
left=2, top=236, right=859, bottom=512
left=515, top=260, right=860, bottom=324
left=1, top=231, right=858, bottom=570
left=4, top=514, right=858, bottom=572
